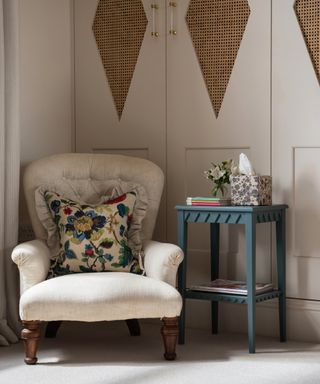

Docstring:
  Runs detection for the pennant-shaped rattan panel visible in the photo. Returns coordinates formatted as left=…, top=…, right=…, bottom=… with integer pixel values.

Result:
left=294, top=0, right=320, bottom=82
left=93, top=0, right=148, bottom=119
left=186, top=0, right=250, bottom=117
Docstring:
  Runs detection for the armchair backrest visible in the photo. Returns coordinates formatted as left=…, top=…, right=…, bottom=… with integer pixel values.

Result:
left=23, top=153, right=164, bottom=242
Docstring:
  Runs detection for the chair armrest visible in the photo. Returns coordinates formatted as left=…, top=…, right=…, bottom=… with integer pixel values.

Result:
left=11, top=239, right=50, bottom=294
left=143, top=240, right=184, bottom=287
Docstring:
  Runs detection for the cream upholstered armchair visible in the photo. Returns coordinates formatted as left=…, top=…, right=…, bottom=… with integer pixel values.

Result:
left=12, top=154, right=183, bottom=364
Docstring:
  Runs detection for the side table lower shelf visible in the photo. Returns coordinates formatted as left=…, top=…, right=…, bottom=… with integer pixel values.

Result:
left=180, top=289, right=284, bottom=352
left=185, top=289, right=281, bottom=304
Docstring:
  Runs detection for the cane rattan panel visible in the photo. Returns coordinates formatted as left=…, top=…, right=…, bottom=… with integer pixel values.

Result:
left=186, top=0, right=250, bottom=117
left=93, top=0, right=148, bottom=119
left=294, top=0, right=320, bottom=82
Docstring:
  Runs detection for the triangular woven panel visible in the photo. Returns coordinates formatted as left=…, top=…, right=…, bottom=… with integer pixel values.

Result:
left=93, top=0, right=148, bottom=119
left=295, top=0, right=320, bottom=82
left=186, top=0, right=250, bottom=117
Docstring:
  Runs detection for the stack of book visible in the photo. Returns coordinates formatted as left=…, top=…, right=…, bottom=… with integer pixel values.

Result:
left=186, top=197, right=231, bottom=206
left=190, top=279, right=273, bottom=295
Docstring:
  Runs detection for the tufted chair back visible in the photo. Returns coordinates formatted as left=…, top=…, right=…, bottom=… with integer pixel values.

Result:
left=23, top=153, right=164, bottom=243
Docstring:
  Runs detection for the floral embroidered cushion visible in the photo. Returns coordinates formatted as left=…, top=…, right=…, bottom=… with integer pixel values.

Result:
left=35, top=180, right=148, bottom=262
left=44, top=191, right=142, bottom=277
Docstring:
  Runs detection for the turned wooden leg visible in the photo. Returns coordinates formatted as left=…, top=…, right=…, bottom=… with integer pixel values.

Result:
left=45, top=321, right=62, bottom=338
left=21, top=321, right=41, bottom=365
left=125, top=319, right=141, bottom=336
left=161, top=317, right=178, bottom=361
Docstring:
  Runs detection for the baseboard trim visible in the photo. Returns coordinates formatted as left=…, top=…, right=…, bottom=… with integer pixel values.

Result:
left=218, top=297, right=320, bottom=343
left=143, top=298, right=320, bottom=343
left=259, top=297, right=320, bottom=312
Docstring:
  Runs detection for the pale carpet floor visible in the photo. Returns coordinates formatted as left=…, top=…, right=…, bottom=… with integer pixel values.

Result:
left=1, top=321, right=320, bottom=384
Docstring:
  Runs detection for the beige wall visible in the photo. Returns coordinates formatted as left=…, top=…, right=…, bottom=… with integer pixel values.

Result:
left=19, top=0, right=74, bottom=238
left=20, top=0, right=74, bottom=165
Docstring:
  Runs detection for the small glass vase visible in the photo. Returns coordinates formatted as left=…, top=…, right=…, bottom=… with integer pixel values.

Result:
left=211, top=185, right=230, bottom=199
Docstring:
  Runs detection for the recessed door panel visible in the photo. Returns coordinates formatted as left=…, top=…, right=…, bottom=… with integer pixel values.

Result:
left=167, top=0, right=271, bottom=283
left=273, top=0, right=320, bottom=299
left=74, top=0, right=167, bottom=240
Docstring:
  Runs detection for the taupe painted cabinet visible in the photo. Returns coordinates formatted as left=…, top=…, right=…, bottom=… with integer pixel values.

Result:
left=74, top=0, right=320, bottom=333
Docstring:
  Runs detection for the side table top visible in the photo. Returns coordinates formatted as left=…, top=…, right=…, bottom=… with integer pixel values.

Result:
left=176, top=204, right=288, bottom=213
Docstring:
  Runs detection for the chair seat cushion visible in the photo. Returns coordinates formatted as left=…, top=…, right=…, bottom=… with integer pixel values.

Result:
left=20, top=273, right=182, bottom=321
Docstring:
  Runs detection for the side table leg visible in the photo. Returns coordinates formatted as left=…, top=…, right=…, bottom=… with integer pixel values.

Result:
left=177, top=211, right=188, bottom=345
left=211, top=303, right=218, bottom=335
left=246, top=216, right=256, bottom=354
left=276, top=212, right=286, bottom=342
left=211, top=223, right=220, bottom=334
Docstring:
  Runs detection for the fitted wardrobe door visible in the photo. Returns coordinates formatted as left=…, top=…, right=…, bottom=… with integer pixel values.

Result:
left=273, top=0, right=320, bottom=299
left=166, top=0, right=271, bottom=327
left=74, top=0, right=166, bottom=239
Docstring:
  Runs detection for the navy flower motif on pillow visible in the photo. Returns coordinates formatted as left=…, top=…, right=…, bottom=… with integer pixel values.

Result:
left=45, top=191, right=141, bottom=277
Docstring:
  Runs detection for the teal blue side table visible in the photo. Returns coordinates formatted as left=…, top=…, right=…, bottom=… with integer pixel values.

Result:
left=176, top=204, right=288, bottom=353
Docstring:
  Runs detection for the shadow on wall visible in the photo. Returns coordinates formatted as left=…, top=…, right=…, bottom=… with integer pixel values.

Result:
left=18, top=165, right=35, bottom=244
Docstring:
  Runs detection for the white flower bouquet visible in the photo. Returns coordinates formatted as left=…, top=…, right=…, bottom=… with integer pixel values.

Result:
left=204, top=159, right=237, bottom=197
